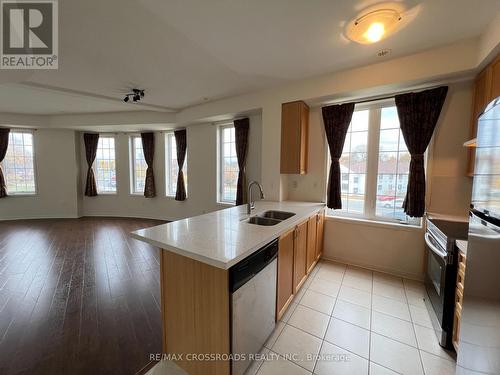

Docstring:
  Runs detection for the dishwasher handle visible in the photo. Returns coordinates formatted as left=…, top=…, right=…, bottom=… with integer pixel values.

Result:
left=229, top=239, right=278, bottom=293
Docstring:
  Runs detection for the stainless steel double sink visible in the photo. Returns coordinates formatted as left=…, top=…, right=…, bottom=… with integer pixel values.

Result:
left=246, top=210, right=295, bottom=226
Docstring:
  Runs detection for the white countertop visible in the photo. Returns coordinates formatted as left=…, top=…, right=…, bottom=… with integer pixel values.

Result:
left=130, top=201, right=325, bottom=269
left=456, top=239, right=468, bottom=254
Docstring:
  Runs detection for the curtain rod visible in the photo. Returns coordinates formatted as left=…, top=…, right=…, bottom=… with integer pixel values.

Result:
left=325, top=84, right=448, bottom=107
left=354, top=94, right=395, bottom=105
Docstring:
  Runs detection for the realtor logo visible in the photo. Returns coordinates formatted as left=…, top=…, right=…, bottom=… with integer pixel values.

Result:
left=1, top=0, right=58, bottom=69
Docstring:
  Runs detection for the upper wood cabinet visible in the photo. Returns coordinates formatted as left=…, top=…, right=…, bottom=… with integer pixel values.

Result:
left=277, top=228, right=295, bottom=320
left=467, top=53, right=500, bottom=175
left=490, top=55, right=500, bottom=101
left=293, top=220, right=308, bottom=293
left=280, top=101, right=309, bottom=174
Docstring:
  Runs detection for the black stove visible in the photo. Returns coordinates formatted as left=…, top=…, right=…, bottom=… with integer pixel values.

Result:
left=424, top=217, right=468, bottom=350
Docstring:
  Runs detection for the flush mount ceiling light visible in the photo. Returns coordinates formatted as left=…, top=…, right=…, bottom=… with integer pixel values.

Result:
left=345, top=8, right=402, bottom=44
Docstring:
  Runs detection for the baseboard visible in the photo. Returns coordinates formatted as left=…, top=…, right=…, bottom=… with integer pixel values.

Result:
left=0, top=214, right=175, bottom=222
left=0, top=214, right=81, bottom=221
left=321, top=254, right=425, bottom=282
left=81, top=213, right=177, bottom=222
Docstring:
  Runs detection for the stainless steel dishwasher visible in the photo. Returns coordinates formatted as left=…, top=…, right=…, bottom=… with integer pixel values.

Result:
left=230, top=239, right=278, bottom=375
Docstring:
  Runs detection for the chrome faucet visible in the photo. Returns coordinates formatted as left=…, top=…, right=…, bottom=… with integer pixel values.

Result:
left=247, top=181, right=265, bottom=214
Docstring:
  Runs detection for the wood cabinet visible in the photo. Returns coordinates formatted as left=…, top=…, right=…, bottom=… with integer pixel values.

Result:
left=293, top=220, right=308, bottom=293
left=490, top=54, right=500, bottom=102
left=467, top=53, right=500, bottom=175
left=315, top=209, right=325, bottom=261
left=306, top=215, right=317, bottom=274
left=277, top=228, right=295, bottom=320
left=280, top=101, right=309, bottom=174
left=276, top=209, right=325, bottom=320
left=452, top=250, right=466, bottom=351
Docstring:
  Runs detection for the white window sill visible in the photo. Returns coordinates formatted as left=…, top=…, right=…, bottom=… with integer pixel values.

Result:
left=97, top=192, right=117, bottom=195
left=325, top=214, right=423, bottom=232
left=3, top=193, right=37, bottom=197
left=217, top=201, right=235, bottom=207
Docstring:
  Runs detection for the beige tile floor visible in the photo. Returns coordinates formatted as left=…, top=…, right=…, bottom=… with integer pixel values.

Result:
left=250, top=260, right=457, bottom=375
left=147, top=260, right=457, bottom=375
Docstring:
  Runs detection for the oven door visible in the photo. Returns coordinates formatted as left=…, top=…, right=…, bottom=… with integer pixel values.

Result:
left=424, top=232, right=447, bottom=326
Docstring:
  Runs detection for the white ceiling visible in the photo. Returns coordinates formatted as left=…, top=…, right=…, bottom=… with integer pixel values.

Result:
left=0, top=0, right=498, bottom=115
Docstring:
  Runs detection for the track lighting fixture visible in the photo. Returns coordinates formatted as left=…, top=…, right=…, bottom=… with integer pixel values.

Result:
left=123, top=89, right=145, bottom=103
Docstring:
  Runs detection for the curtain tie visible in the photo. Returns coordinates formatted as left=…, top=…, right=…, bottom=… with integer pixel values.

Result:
left=411, top=154, right=424, bottom=162
left=331, top=157, right=340, bottom=162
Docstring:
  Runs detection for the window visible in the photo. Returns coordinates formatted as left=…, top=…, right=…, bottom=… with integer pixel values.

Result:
left=218, top=125, right=238, bottom=203
left=131, top=136, right=147, bottom=194
left=94, top=136, right=116, bottom=193
left=2, top=130, right=36, bottom=194
left=338, top=110, right=369, bottom=214
left=165, top=132, right=187, bottom=197
left=327, top=101, right=421, bottom=225
left=375, top=106, right=411, bottom=222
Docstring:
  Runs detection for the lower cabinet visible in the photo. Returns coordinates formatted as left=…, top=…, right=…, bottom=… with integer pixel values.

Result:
left=306, top=215, right=317, bottom=274
left=452, top=250, right=466, bottom=351
left=277, top=228, right=295, bottom=320
left=276, top=209, right=326, bottom=320
left=315, top=209, right=325, bottom=261
left=293, top=220, right=308, bottom=293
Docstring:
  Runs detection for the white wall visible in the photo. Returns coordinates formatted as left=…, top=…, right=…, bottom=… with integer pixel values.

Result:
left=79, top=115, right=262, bottom=220
left=0, top=129, right=80, bottom=220
left=426, top=82, right=474, bottom=218
left=324, top=218, right=425, bottom=280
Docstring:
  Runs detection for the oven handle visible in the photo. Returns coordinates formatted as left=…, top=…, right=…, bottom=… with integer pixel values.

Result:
left=424, top=232, right=448, bottom=260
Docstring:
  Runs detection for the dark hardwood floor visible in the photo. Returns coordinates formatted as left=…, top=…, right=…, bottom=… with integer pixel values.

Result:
left=0, top=217, right=164, bottom=375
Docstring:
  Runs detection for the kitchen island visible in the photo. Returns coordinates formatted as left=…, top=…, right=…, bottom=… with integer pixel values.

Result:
left=131, top=201, right=325, bottom=375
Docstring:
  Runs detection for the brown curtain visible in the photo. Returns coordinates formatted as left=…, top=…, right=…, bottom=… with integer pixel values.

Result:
left=234, top=118, right=250, bottom=205
left=395, top=86, right=448, bottom=217
left=174, top=129, right=187, bottom=201
left=322, top=103, right=355, bottom=209
left=0, top=128, right=10, bottom=198
left=84, top=133, right=99, bottom=197
left=141, top=132, right=156, bottom=198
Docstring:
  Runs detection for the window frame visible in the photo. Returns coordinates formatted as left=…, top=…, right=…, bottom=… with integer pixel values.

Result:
left=129, top=134, right=147, bottom=195
left=1, top=129, right=37, bottom=196
left=165, top=132, right=188, bottom=198
left=94, top=134, right=117, bottom=195
left=325, top=99, right=424, bottom=227
left=217, top=123, right=238, bottom=205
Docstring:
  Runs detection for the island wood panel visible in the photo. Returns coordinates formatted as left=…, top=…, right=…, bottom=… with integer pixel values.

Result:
left=306, top=215, right=317, bottom=274
left=293, top=220, right=308, bottom=293
left=277, top=228, right=295, bottom=320
left=315, top=209, right=325, bottom=260
left=162, top=250, right=230, bottom=375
